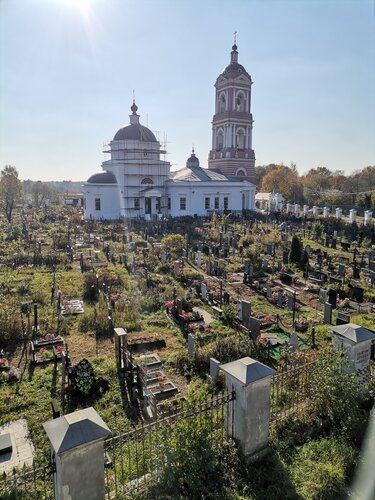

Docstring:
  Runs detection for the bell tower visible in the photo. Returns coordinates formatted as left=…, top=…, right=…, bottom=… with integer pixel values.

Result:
left=208, top=41, right=255, bottom=184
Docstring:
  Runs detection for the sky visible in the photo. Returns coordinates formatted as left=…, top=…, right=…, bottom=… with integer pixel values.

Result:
left=0, top=0, right=374, bottom=181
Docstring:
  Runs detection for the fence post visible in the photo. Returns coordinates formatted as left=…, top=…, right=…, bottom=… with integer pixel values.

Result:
left=43, top=407, right=111, bottom=500
left=220, top=356, right=276, bottom=459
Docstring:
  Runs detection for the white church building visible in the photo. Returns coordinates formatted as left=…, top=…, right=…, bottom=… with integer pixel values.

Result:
left=83, top=43, right=256, bottom=220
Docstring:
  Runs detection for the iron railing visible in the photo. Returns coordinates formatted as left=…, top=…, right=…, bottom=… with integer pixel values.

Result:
left=0, top=459, right=54, bottom=499
left=104, top=390, right=235, bottom=498
left=270, top=360, right=318, bottom=423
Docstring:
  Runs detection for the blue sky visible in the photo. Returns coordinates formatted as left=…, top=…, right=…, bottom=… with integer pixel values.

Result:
left=0, top=0, right=374, bottom=181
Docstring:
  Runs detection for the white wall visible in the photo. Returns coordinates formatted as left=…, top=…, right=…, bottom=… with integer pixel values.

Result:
left=168, top=181, right=255, bottom=217
left=84, top=184, right=121, bottom=220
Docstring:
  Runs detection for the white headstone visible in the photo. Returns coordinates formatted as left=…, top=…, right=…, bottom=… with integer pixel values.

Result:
left=349, top=209, right=357, bottom=224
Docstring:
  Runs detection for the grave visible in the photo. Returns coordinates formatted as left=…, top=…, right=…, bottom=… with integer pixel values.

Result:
left=0, top=419, right=35, bottom=474
left=324, top=302, right=332, bottom=324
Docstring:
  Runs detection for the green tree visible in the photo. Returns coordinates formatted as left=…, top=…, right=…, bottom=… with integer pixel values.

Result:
left=0, top=165, right=22, bottom=223
left=289, top=235, right=302, bottom=265
left=31, top=181, right=52, bottom=208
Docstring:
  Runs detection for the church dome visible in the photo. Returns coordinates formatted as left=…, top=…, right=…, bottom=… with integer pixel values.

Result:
left=113, top=124, right=157, bottom=142
left=87, top=172, right=117, bottom=184
left=186, top=150, right=200, bottom=168
left=113, top=100, right=158, bottom=142
left=221, top=43, right=250, bottom=79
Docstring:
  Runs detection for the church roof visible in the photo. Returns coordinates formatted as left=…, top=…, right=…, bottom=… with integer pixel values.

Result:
left=171, top=153, right=229, bottom=182
left=86, top=172, right=117, bottom=184
left=113, top=124, right=157, bottom=142
left=220, top=44, right=251, bottom=80
left=113, top=101, right=158, bottom=143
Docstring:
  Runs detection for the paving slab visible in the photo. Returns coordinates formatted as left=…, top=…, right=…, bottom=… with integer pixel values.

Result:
left=0, top=419, right=35, bottom=473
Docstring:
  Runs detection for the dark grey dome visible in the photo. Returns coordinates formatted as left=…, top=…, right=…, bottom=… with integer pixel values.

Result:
left=113, top=124, right=157, bottom=142
left=186, top=152, right=200, bottom=168
left=87, top=172, right=117, bottom=184
left=222, top=62, right=250, bottom=78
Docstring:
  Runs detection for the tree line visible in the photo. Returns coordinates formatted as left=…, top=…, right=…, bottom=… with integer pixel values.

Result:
left=0, top=165, right=83, bottom=223
left=256, top=164, right=375, bottom=208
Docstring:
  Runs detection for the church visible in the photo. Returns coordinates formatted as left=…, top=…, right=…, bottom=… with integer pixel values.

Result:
left=83, top=43, right=256, bottom=220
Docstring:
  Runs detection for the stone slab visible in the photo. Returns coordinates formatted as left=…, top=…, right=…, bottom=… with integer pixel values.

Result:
left=0, top=419, right=35, bottom=474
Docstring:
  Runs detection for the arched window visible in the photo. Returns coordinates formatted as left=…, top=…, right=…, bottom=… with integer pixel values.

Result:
left=219, top=93, right=226, bottom=112
left=236, top=169, right=246, bottom=177
left=236, top=92, right=246, bottom=112
left=236, top=128, right=245, bottom=149
left=216, top=130, right=224, bottom=150
left=141, top=178, right=153, bottom=185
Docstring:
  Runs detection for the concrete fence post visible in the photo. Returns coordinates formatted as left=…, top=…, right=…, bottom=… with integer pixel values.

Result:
left=43, top=407, right=111, bottom=500
left=220, top=357, right=276, bottom=459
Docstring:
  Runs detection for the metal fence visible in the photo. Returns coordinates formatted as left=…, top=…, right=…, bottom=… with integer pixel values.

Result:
left=0, top=459, right=54, bottom=499
left=104, top=390, right=235, bottom=498
left=270, top=360, right=318, bottom=423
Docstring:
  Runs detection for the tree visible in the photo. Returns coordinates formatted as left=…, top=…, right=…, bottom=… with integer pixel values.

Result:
left=0, top=165, right=22, bottom=223
left=259, top=164, right=303, bottom=202
left=289, top=235, right=302, bottom=265
left=31, top=181, right=52, bottom=208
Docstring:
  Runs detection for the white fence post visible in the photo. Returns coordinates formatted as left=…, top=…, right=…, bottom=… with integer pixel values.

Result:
left=220, top=357, right=276, bottom=459
left=43, top=407, right=111, bottom=500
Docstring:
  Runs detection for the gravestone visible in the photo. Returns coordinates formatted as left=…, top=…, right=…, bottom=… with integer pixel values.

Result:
left=201, top=283, right=207, bottom=301
left=289, top=331, right=299, bottom=347
left=328, top=289, right=337, bottom=309
left=337, top=311, right=350, bottom=325
left=338, top=264, right=346, bottom=278
left=237, top=301, right=243, bottom=321
left=277, top=289, right=284, bottom=307
left=266, top=284, right=272, bottom=299
left=348, top=286, right=364, bottom=303
left=223, top=292, right=230, bottom=305
left=209, top=358, right=221, bottom=379
left=248, top=317, right=260, bottom=341
left=319, top=288, right=327, bottom=304
left=370, top=271, right=375, bottom=286
left=324, top=302, right=332, bottom=324
left=187, top=334, right=195, bottom=355
left=241, top=300, right=251, bottom=328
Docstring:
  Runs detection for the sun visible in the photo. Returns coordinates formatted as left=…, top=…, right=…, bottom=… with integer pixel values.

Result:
left=64, top=0, right=91, bottom=15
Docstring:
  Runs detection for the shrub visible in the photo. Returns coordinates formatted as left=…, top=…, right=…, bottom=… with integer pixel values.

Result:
left=290, top=437, right=358, bottom=499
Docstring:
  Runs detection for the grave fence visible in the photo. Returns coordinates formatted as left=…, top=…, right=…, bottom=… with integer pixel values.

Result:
left=270, top=359, right=319, bottom=423
left=104, top=390, right=235, bottom=498
left=0, top=458, right=54, bottom=499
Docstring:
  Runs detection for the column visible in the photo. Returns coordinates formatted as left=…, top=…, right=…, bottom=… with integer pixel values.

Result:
left=220, top=357, right=276, bottom=458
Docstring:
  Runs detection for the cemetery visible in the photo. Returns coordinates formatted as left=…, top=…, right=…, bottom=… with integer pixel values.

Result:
left=0, top=202, right=374, bottom=499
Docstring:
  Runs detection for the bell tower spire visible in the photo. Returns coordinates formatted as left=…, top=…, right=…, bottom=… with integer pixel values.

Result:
left=207, top=40, right=256, bottom=184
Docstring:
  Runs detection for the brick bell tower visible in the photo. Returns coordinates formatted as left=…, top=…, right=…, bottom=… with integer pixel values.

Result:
left=208, top=39, right=255, bottom=184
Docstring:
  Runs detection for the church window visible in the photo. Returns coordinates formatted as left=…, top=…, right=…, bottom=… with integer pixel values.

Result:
left=168, top=197, right=171, bottom=210
left=180, top=197, right=186, bottom=210
left=224, top=197, right=229, bottom=210
left=205, top=197, right=210, bottom=209
left=95, top=198, right=101, bottom=211
left=134, top=198, right=140, bottom=209
left=236, top=92, right=246, bottom=112
left=214, top=197, right=219, bottom=209
left=219, top=93, right=226, bottom=112
left=236, top=129, right=245, bottom=149
left=141, top=178, right=153, bottom=185
left=217, top=130, right=224, bottom=150
left=236, top=169, right=246, bottom=177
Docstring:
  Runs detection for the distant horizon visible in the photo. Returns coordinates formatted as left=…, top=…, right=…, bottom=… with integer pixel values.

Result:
left=1, top=0, right=374, bottom=181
